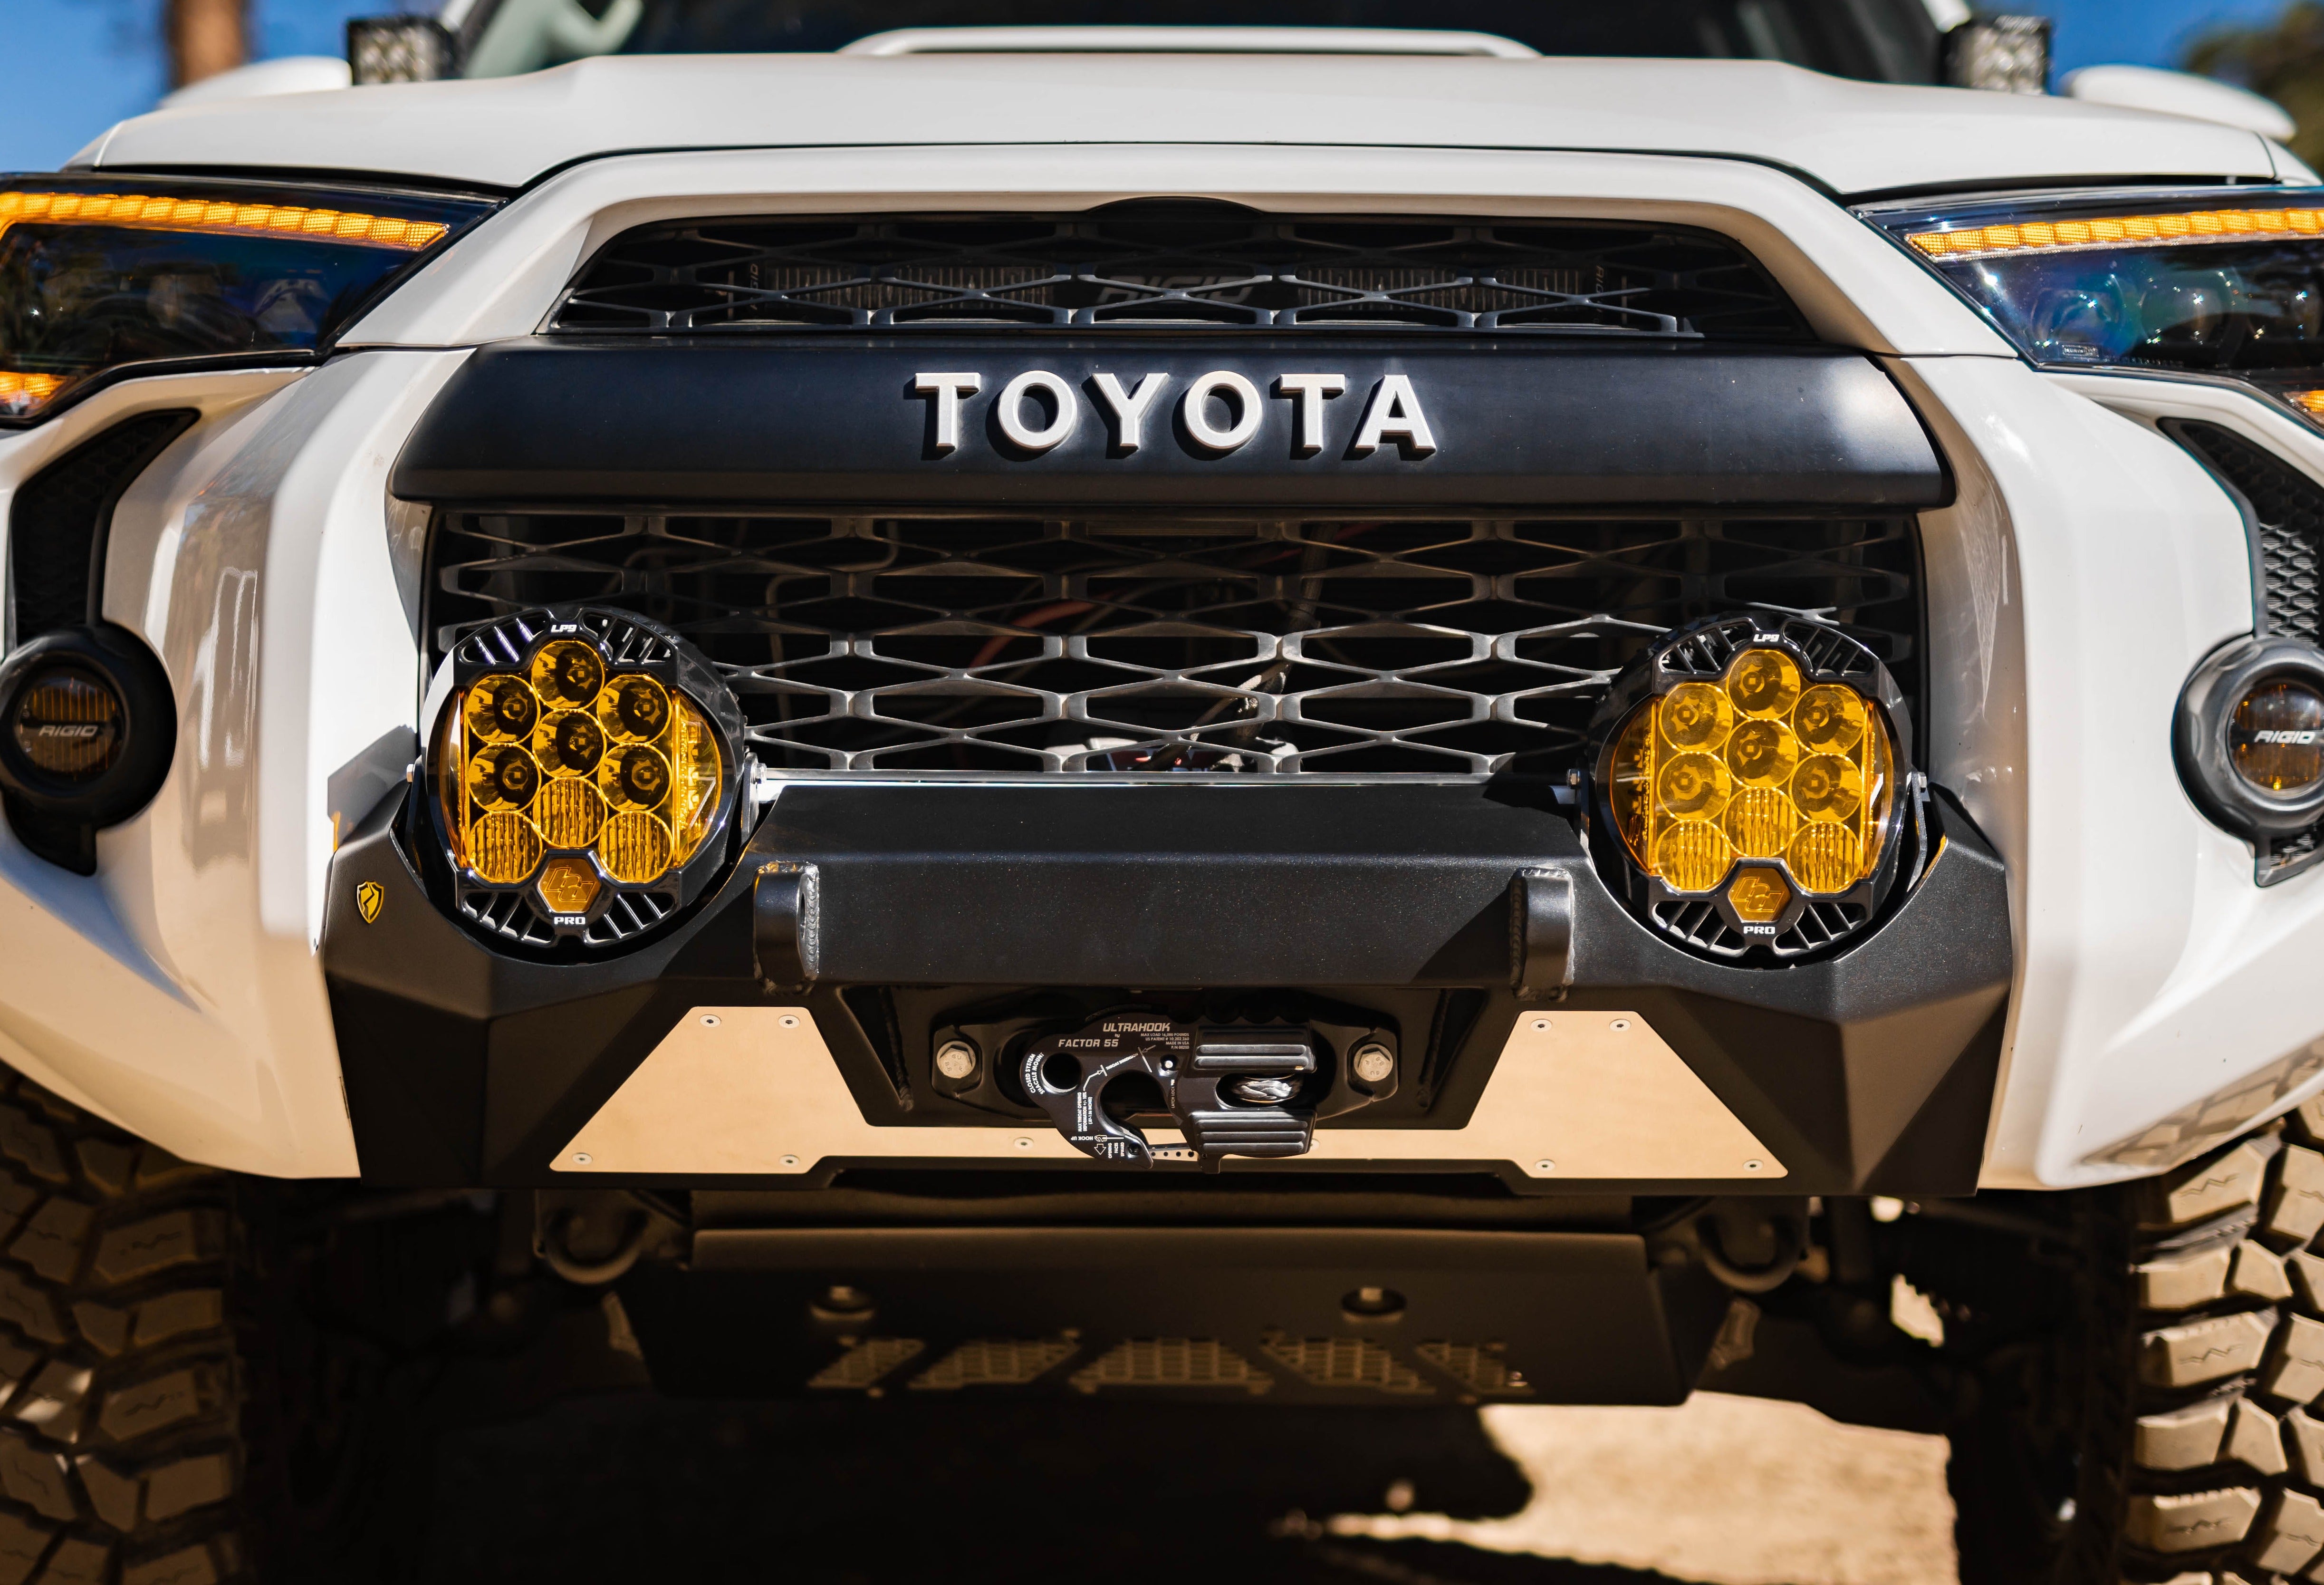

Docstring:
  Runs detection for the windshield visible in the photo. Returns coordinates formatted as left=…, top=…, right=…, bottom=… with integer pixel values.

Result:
left=451, top=0, right=1943, bottom=85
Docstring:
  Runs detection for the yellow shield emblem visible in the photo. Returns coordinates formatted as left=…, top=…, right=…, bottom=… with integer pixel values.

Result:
left=355, top=881, right=384, bottom=925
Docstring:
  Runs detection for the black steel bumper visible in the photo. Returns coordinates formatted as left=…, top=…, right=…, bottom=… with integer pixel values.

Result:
left=323, top=780, right=2010, bottom=1193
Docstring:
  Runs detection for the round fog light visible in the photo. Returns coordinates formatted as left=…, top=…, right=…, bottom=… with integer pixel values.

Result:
left=2177, top=636, right=2324, bottom=882
left=0, top=626, right=177, bottom=871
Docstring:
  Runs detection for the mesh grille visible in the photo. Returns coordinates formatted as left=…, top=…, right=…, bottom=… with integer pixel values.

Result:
left=552, top=212, right=1808, bottom=339
left=425, top=510, right=1920, bottom=779
left=2171, top=421, right=2324, bottom=643
left=8, top=411, right=193, bottom=643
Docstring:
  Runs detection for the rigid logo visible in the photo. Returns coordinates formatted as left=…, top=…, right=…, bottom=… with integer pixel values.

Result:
left=911, top=370, right=1437, bottom=459
left=2254, top=730, right=2321, bottom=745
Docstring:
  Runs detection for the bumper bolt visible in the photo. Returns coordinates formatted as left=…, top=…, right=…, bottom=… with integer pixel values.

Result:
left=1351, top=1043, right=1395, bottom=1084
left=934, top=1040, right=979, bottom=1081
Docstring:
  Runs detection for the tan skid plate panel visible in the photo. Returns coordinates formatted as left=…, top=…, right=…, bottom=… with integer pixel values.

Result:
left=554, top=1007, right=1782, bottom=1179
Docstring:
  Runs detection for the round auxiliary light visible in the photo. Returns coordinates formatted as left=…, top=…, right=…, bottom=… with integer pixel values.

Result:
left=0, top=626, right=177, bottom=845
left=2176, top=635, right=2324, bottom=882
left=422, top=607, right=746, bottom=947
left=1589, top=615, right=1916, bottom=961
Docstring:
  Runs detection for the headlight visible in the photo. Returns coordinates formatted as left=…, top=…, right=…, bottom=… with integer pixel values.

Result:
left=1589, top=614, right=1916, bottom=962
left=0, top=177, right=494, bottom=424
left=423, top=608, right=747, bottom=949
left=2177, top=635, right=2324, bottom=884
left=1860, top=187, right=2324, bottom=416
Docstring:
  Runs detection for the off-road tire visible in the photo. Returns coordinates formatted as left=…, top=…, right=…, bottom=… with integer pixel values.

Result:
left=1953, top=1102, right=2324, bottom=1585
left=0, top=1070, right=262, bottom=1585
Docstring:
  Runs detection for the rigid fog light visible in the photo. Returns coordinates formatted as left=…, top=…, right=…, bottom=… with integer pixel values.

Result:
left=0, top=626, right=177, bottom=873
left=422, top=607, right=745, bottom=948
left=1590, top=615, right=1915, bottom=962
left=2177, top=636, right=2324, bottom=884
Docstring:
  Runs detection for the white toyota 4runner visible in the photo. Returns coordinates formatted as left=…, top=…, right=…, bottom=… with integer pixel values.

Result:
left=4, top=4, right=2324, bottom=1581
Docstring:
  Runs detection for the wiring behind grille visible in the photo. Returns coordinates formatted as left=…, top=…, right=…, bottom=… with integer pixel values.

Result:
left=2170, top=420, right=2324, bottom=643
left=8, top=412, right=194, bottom=646
left=424, top=510, right=1921, bottom=780
left=551, top=211, right=1809, bottom=339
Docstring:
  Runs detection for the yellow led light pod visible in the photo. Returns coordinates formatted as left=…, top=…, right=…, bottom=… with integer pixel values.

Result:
left=1591, top=616, right=1912, bottom=960
left=428, top=609, right=744, bottom=948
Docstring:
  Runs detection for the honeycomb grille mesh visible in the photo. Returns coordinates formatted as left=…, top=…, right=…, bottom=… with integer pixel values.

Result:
left=424, top=511, right=1921, bottom=779
left=551, top=212, right=1808, bottom=338
left=2171, top=420, right=2324, bottom=643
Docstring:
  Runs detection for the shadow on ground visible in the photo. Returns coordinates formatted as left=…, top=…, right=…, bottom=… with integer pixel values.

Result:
left=415, top=1391, right=1687, bottom=1584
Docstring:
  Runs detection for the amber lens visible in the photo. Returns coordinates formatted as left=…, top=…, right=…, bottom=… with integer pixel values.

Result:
left=1658, top=683, right=1733, bottom=751
left=1655, top=821, right=1735, bottom=891
left=600, top=744, right=672, bottom=810
left=534, top=711, right=604, bottom=778
left=439, top=648, right=724, bottom=899
left=2230, top=678, right=2324, bottom=793
left=529, top=640, right=605, bottom=709
left=1605, top=644, right=1895, bottom=900
left=10, top=668, right=120, bottom=783
left=465, top=744, right=539, bottom=811
left=469, top=811, right=541, bottom=884
left=532, top=778, right=605, bottom=848
left=462, top=675, right=537, bottom=744
left=598, top=811, right=673, bottom=883
left=1728, top=650, right=1801, bottom=718
left=598, top=675, right=672, bottom=743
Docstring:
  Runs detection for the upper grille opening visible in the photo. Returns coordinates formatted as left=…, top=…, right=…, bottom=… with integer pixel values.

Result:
left=425, top=510, right=1919, bottom=779
left=551, top=211, right=1810, bottom=339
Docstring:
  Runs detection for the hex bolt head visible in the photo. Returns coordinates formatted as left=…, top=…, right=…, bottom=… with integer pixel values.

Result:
left=934, top=1040, right=979, bottom=1081
left=1352, top=1043, right=1395, bottom=1085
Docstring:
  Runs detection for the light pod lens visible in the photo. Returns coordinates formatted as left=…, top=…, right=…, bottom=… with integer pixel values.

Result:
left=2229, top=677, right=2324, bottom=793
left=439, top=652, right=724, bottom=898
left=10, top=667, right=123, bottom=784
left=1606, top=646, right=1896, bottom=900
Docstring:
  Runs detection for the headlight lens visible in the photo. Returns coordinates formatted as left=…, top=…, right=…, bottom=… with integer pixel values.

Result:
left=427, top=609, right=743, bottom=948
left=0, top=178, right=494, bottom=424
left=1591, top=615, right=1915, bottom=962
left=1862, top=188, right=2324, bottom=411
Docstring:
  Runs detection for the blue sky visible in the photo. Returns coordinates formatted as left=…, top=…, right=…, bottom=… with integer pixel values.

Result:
left=0, top=0, right=2306, bottom=176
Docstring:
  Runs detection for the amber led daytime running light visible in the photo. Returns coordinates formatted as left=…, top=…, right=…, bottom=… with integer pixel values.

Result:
left=0, top=190, right=450, bottom=254
left=1908, top=205, right=2324, bottom=261
left=1607, top=646, right=1895, bottom=904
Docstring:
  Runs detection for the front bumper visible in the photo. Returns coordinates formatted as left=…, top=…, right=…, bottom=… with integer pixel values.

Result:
left=322, top=776, right=2009, bottom=1192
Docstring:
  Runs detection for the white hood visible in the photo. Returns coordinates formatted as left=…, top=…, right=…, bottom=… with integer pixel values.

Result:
left=74, top=51, right=2298, bottom=195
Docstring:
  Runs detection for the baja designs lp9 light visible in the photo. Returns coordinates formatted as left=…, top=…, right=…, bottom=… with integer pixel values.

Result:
left=1590, top=614, right=1916, bottom=961
left=423, top=608, right=745, bottom=948
left=2177, top=635, right=2324, bottom=883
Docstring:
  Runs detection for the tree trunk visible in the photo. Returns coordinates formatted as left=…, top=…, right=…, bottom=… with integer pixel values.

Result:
left=165, top=0, right=249, bottom=89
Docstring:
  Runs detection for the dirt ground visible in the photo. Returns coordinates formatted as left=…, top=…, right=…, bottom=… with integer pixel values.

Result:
left=413, top=1376, right=1959, bottom=1584
left=1343, top=1396, right=1960, bottom=1585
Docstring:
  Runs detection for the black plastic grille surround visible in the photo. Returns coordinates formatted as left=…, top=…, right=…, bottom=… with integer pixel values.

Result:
left=424, top=510, right=1921, bottom=780
left=2171, top=419, right=2324, bottom=644
left=551, top=212, right=1810, bottom=339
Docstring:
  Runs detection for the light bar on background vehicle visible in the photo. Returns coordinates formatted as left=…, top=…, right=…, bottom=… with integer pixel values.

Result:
left=1864, top=187, right=2324, bottom=424
left=0, top=176, right=495, bottom=423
